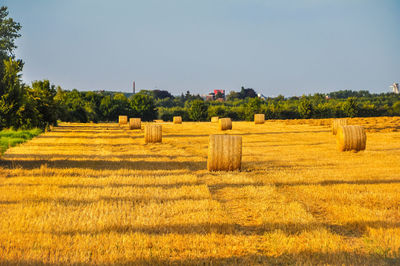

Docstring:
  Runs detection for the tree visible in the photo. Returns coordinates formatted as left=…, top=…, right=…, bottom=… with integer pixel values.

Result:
left=342, top=97, right=358, bottom=117
left=187, top=99, right=207, bottom=121
left=0, top=6, right=23, bottom=99
left=392, top=101, right=400, bottom=115
left=245, top=97, right=263, bottom=120
left=130, top=94, right=157, bottom=121
left=298, top=98, right=313, bottom=118
left=30, top=80, right=58, bottom=128
left=0, top=58, right=23, bottom=128
left=0, top=6, right=21, bottom=57
left=215, top=91, right=224, bottom=100
left=239, top=87, right=257, bottom=99
left=152, top=90, right=173, bottom=99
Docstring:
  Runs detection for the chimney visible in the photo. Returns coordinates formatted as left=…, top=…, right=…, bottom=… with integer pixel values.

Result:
left=133, top=81, right=136, bottom=94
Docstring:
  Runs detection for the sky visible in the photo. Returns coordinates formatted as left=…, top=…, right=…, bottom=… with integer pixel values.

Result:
left=3, top=0, right=400, bottom=96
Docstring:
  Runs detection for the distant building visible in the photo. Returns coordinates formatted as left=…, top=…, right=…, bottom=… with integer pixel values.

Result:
left=206, top=94, right=214, bottom=101
left=257, top=93, right=267, bottom=100
left=214, top=89, right=225, bottom=100
left=133, top=81, right=136, bottom=94
left=390, top=82, right=399, bottom=94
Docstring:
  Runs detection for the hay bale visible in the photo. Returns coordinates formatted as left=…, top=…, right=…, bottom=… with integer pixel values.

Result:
left=144, top=124, right=162, bottom=143
left=336, top=125, right=366, bottom=152
left=254, top=114, right=265, bottom=124
left=211, top=116, right=219, bottom=123
left=119, top=115, right=128, bottom=125
left=207, top=134, right=242, bottom=171
left=219, top=118, right=232, bottom=130
left=332, top=118, right=347, bottom=135
left=129, top=118, right=141, bottom=130
left=173, top=116, right=182, bottom=124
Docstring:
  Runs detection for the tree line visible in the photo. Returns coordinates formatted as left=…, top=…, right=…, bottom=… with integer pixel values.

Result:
left=0, top=6, right=399, bottom=130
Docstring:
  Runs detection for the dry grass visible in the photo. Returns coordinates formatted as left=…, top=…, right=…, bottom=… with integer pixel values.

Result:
left=0, top=118, right=399, bottom=264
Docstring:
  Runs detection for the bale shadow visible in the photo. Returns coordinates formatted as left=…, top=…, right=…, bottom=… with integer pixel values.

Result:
left=0, top=159, right=205, bottom=171
left=28, top=220, right=400, bottom=238
left=274, top=178, right=400, bottom=187
left=1, top=252, right=397, bottom=265
left=3, top=154, right=198, bottom=160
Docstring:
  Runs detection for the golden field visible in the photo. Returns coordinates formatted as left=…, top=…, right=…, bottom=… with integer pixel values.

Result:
left=0, top=117, right=399, bottom=265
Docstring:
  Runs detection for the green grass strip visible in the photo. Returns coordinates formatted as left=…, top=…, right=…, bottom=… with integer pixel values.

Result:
left=0, top=128, right=42, bottom=154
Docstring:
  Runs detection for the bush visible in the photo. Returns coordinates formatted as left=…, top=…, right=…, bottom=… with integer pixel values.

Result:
left=158, top=107, right=189, bottom=121
left=187, top=100, right=208, bottom=121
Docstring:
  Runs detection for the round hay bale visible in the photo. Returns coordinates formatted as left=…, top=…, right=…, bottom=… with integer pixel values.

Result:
left=145, top=124, right=162, bottom=143
left=119, top=115, right=128, bottom=125
left=254, top=114, right=265, bottom=124
left=336, top=125, right=366, bottom=152
left=211, top=116, right=219, bottom=123
left=129, top=118, right=141, bottom=130
left=207, top=134, right=242, bottom=171
left=219, top=118, right=232, bottom=131
left=173, top=116, right=182, bottom=124
left=332, top=118, right=347, bottom=135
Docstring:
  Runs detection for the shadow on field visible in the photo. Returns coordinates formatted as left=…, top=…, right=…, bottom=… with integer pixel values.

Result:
left=0, top=195, right=210, bottom=206
left=24, top=143, right=132, bottom=148
left=1, top=253, right=398, bottom=265
left=163, top=134, right=209, bottom=138
left=37, top=134, right=129, bottom=139
left=3, top=154, right=198, bottom=160
left=236, top=130, right=330, bottom=135
left=0, top=182, right=263, bottom=190
left=0, top=158, right=205, bottom=171
left=30, top=220, right=400, bottom=238
left=274, top=179, right=400, bottom=187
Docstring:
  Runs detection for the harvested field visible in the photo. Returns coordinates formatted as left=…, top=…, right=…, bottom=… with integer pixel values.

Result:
left=0, top=118, right=399, bottom=264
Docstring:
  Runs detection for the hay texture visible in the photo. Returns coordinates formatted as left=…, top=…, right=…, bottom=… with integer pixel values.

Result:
left=119, top=116, right=128, bottom=125
left=173, top=116, right=182, bottom=124
left=144, top=124, right=162, bottom=143
left=129, top=118, right=141, bottom=130
left=336, top=125, right=366, bottom=152
left=219, top=118, right=232, bottom=131
left=332, top=118, right=347, bottom=135
left=254, top=114, right=265, bottom=124
left=211, top=117, right=219, bottom=123
left=207, top=134, right=242, bottom=171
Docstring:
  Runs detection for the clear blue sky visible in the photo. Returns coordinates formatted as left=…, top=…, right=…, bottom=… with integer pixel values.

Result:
left=4, top=0, right=400, bottom=96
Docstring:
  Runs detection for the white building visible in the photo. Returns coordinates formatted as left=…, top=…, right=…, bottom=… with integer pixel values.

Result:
left=390, top=82, right=399, bottom=94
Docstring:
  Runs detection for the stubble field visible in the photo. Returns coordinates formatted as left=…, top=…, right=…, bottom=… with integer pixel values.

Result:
left=0, top=117, right=399, bottom=265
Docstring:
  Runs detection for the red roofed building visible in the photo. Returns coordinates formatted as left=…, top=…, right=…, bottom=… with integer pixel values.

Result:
left=214, top=89, right=225, bottom=100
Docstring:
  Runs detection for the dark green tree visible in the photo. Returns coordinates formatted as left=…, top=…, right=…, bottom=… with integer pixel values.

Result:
left=130, top=94, right=157, bottom=121
left=298, top=98, right=313, bottom=118
left=30, top=80, right=58, bottom=129
left=245, top=97, right=263, bottom=120
left=187, top=99, right=207, bottom=121
left=0, top=58, right=24, bottom=128
left=342, top=97, right=358, bottom=117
